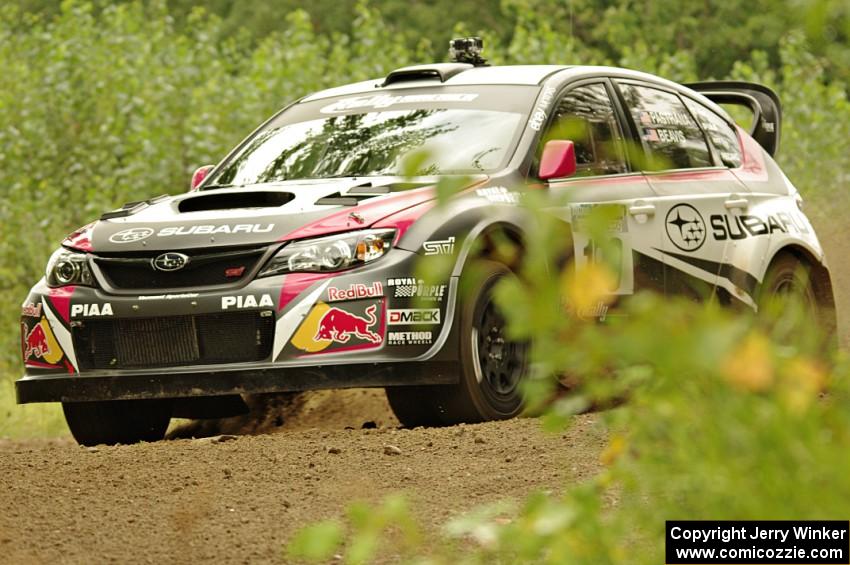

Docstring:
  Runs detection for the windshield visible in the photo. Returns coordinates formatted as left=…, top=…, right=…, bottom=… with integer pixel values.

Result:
left=207, top=86, right=536, bottom=186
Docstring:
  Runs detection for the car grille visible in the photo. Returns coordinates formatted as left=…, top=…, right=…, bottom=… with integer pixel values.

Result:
left=93, top=246, right=268, bottom=290
left=73, top=312, right=275, bottom=370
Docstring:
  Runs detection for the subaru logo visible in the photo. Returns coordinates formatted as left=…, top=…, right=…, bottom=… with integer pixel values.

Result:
left=109, top=227, right=154, bottom=243
left=151, top=252, right=190, bottom=272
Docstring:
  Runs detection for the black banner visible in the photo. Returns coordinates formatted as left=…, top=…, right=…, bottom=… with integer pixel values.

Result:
left=666, top=521, right=849, bottom=564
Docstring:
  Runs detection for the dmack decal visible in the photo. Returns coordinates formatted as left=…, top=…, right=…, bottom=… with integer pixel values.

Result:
left=710, top=212, right=810, bottom=241
left=221, top=294, right=274, bottom=310
left=315, top=305, right=381, bottom=344
left=22, top=319, right=63, bottom=365
left=326, top=282, right=383, bottom=302
left=388, top=308, right=441, bottom=325
left=71, top=303, right=113, bottom=317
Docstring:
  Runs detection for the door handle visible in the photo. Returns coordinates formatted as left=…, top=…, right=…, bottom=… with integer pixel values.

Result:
left=724, top=195, right=749, bottom=210
left=628, top=203, right=656, bottom=216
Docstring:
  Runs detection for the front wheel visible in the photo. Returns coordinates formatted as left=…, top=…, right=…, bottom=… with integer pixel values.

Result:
left=63, top=399, right=172, bottom=446
left=386, top=260, right=529, bottom=426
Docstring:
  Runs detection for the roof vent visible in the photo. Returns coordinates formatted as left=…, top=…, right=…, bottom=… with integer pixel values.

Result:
left=381, top=63, right=472, bottom=87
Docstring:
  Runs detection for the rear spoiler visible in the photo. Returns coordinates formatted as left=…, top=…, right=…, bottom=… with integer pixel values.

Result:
left=684, top=81, right=782, bottom=156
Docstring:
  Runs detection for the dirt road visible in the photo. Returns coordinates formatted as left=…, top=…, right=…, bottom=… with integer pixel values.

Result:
left=0, top=389, right=605, bottom=564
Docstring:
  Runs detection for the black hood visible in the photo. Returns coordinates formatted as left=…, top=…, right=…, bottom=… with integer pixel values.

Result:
left=82, top=178, right=446, bottom=253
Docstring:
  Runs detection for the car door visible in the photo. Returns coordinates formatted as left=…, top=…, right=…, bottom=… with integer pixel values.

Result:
left=542, top=80, right=665, bottom=318
left=614, top=80, right=751, bottom=302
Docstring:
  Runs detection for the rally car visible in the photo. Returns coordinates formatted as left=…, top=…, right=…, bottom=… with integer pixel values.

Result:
left=17, top=38, right=835, bottom=445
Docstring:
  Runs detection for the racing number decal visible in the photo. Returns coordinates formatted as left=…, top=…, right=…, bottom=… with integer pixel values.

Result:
left=581, top=238, right=625, bottom=290
left=571, top=204, right=633, bottom=295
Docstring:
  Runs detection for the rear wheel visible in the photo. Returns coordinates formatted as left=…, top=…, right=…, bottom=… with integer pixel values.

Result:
left=756, top=254, right=824, bottom=351
left=62, top=399, right=172, bottom=446
left=386, top=260, right=529, bottom=426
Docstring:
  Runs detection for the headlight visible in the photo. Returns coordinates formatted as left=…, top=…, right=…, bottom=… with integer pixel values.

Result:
left=46, top=248, right=95, bottom=287
left=258, top=229, right=395, bottom=277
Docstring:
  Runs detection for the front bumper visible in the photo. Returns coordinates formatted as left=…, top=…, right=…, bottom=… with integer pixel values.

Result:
left=15, top=361, right=458, bottom=403
left=18, top=248, right=459, bottom=403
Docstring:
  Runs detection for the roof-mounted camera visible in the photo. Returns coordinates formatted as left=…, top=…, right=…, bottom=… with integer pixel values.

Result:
left=449, top=37, right=488, bottom=67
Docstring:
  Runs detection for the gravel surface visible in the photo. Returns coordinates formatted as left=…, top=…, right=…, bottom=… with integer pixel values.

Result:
left=0, top=389, right=606, bottom=564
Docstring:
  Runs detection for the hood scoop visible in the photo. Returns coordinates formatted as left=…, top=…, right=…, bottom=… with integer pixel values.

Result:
left=178, top=191, right=295, bottom=213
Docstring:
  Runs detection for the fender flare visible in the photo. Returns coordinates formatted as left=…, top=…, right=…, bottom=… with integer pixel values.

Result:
left=762, top=243, right=835, bottom=310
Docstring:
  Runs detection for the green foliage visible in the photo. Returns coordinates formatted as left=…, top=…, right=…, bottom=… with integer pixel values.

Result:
left=2, top=0, right=849, bottom=560
left=0, top=380, right=66, bottom=438
left=287, top=494, right=422, bottom=564
left=286, top=519, right=344, bottom=562
left=287, top=214, right=847, bottom=561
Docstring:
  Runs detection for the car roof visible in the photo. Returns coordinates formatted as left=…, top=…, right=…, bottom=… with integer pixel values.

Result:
left=300, top=64, right=697, bottom=103
left=301, top=65, right=568, bottom=102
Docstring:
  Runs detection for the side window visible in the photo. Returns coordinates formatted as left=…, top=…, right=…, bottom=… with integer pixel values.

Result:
left=541, top=83, right=627, bottom=177
left=684, top=99, right=743, bottom=168
left=619, top=84, right=712, bottom=170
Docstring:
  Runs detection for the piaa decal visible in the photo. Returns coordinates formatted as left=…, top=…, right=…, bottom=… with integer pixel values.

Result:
left=221, top=294, right=274, bottom=310
left=71, top=303, right=113, bottom=317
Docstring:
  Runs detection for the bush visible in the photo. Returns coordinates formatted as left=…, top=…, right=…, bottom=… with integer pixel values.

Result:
left=287, top=202, right=848, bottom=563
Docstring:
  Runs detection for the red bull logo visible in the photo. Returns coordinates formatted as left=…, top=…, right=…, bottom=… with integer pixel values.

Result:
left=21, top=318, right=64, bottom=365
left=314, top=305, right=381, bottom=344
left=23, top=322, right=50, bottom=359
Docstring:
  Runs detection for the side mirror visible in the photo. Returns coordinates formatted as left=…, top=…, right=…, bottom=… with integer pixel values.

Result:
left=539, top=140, right=577, bottom=180
left=190, top=165, right=215, bottom=191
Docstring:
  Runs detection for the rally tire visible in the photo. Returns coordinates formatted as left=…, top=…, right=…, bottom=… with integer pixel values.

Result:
left=756, top=253, right=822, bottom=349
left=384, top=386, right=444, bottom=428
left=428, top=261, right=530, bottom=425
left=62, top=399, right=172, bottom=446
